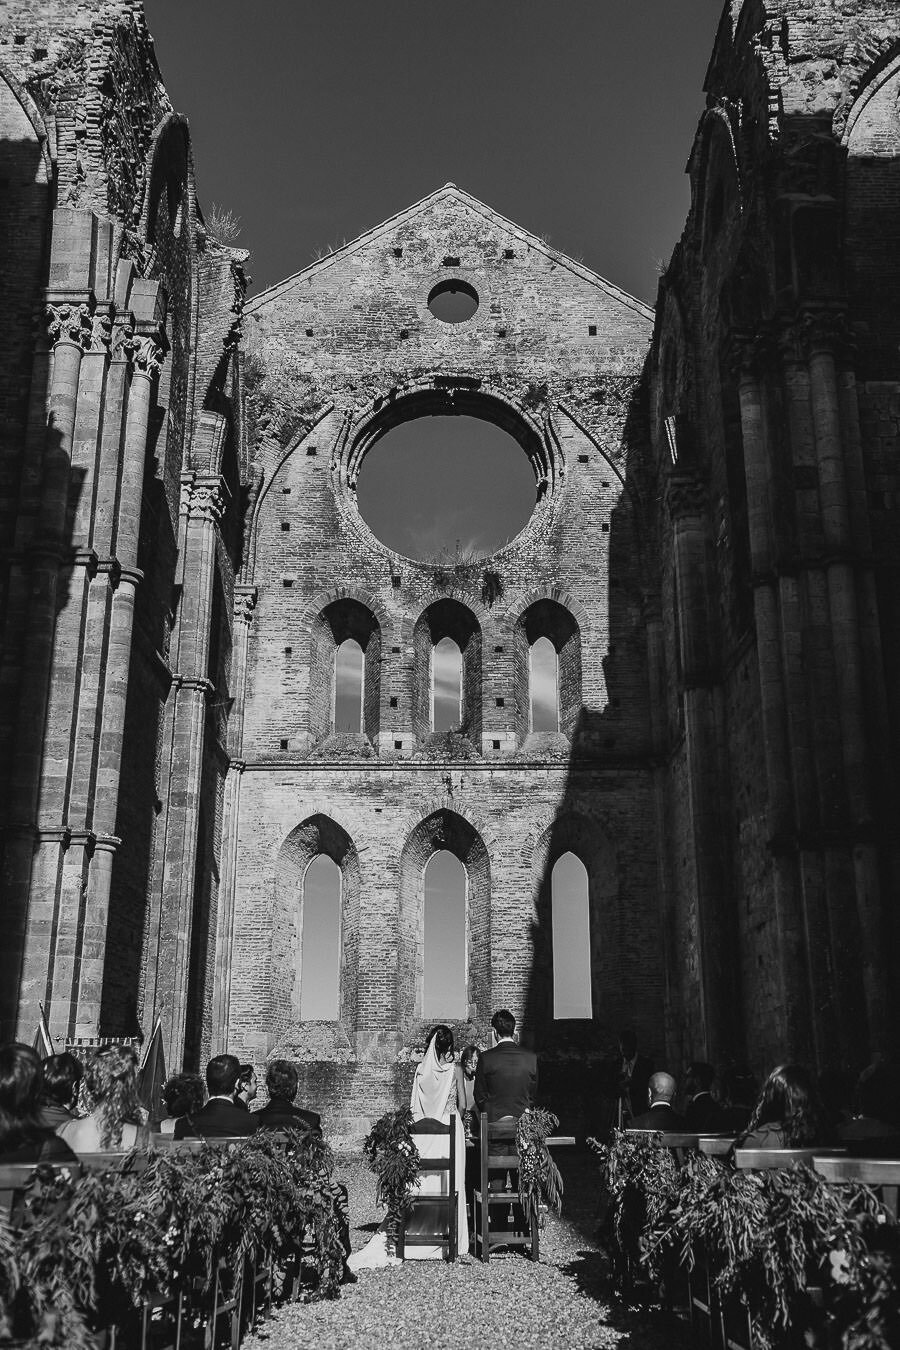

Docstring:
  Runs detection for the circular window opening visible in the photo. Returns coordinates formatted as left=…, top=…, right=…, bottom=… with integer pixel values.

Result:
left=355, top=416, right=536, bottom=561
left=427, top=279, right=479, bottom=324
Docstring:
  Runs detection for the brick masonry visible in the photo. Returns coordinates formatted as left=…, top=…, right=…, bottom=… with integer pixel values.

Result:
left=0, top=0, right=897, bottom=1138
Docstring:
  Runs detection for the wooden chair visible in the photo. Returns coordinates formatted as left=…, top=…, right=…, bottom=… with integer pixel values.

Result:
left=813, top=1155, right=900, bottom=1218
left=473, top=1114, right=538, bottom=1263
left=396, top=1115, right=457, bottom=1261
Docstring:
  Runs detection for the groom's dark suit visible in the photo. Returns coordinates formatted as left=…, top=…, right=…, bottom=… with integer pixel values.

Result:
left=474, top=1040, right=538, bottom=1122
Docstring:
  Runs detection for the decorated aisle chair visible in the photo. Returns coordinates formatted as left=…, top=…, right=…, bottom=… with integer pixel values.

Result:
left=473, top=1114, right=538, bottom=1263
left=396, top=1115, right=458, bottom=1261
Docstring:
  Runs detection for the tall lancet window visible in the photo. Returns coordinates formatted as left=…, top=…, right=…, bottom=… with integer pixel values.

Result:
left=551, top=852, right=592, bottom=1018
left=300, top=855, right=341, bottom=1019
left=530, top=635, right=559, bottom=732
left=423, top=850, right=467, bottom=1018
left=334, top=639, right=364, bottom=732
left=432, top=637, right=463, bottom=732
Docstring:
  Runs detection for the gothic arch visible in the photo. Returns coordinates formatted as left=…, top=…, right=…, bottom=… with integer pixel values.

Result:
left=412, top=598, right=483, bottom=744
left=139, top=114, right=190, bottom=246
left=397, top=808, right=491, bottom=1031
left=308, top=597, right=383, bottom=744
left=272, top=814, right=361, bottom=1042
left=513, top=597, right=582, bottom=740
left=525, top=812, right=618, bottom=1043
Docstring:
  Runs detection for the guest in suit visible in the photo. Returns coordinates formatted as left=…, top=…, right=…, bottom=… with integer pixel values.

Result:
left=254, top=1060, right=321, bottom=1134
left=0, top=1043, right=79, bottom=1165
left=631, top=1071, right=686, bottom=1131
left=174, top=1054, right=258, bottom=1139
left=37, top=1052, right=83, bottom=1131
left=684, top=1062, right=726, bottom=1133
left=235, top=1063, right=258, bottom=1111
left=615, top=1029, right=654, bottom=1128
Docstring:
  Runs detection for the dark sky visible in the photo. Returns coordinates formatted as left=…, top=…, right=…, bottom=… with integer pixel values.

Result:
left=144, top=0, right=723, bottom=306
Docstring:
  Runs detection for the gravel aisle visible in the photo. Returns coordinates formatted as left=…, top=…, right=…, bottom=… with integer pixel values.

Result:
left=243, top=1148, right=688, bottom=1350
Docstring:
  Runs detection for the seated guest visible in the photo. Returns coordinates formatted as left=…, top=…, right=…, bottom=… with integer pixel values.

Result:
left=158, top=1072, right=206, bottom=1135
left=235, top=1063, right=258, bottom=1111
left=838, top=1064, right=900, bottom=1157
left=174, top=1054, right=257, bottom=1139
left=37, top=1052, right=83, bottom=1131
left=684, top=1061, right=725, bottom=1132
left=718, top=1066, right=757, bottom=1133
left=736, top=1063, right=833, bottom=1149
left=61, top=1044, right=147, bottom=1153
left=0, top=1043, right=79, bottom=1164
left=254, top=1060, right=320, bottom=1134
left=455, top=1044, right=479, bottom=1137
left=631, top=1071, right=686, bottom=1131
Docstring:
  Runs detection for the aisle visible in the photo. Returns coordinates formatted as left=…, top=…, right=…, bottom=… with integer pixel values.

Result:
left=243, top=1148, right=688, bottom=1350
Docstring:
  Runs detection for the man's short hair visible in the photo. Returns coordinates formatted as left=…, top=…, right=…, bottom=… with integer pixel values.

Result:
left=237, top=1063, right=255, bottom=1084
left=206, top=1053, right=241, bottom=1097
left=266, top=1059, right=299, bottom=1102
left=41, top=1052, right=83, bottom=1107
left=648, top=1071, right=677, bottom=1105
left=491, top=1009, right=516, bottom=1039
left=687, top=1061, right=715, bottom=1092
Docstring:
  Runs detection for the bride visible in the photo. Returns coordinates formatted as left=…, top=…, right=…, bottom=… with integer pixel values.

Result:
left=407, top=1024, right=469, bottom=1258
left=348, top=1024, right=469, bottom=1270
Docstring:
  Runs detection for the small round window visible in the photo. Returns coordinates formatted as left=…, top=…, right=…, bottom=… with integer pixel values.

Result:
left=427, top=279, right=478, bottom=324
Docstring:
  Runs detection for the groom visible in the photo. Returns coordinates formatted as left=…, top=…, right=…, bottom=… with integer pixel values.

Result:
left=474, top=1009, right=538, bottom=1195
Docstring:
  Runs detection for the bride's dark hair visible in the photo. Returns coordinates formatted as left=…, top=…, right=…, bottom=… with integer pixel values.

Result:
left=426, top=1025, right=454, bottom=1061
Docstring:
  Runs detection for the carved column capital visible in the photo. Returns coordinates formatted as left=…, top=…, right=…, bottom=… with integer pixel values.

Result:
left=110, top=313, right=136, bottom=361
left=125, top=333, right=166, bottom=378
left=233, top=585, right=258, bottom=626
left=801, top=308, right=853, bottom=362
left=180, top=474, right=227, bottom=523
left=666, top=470, right=708, bottom=521
left=46, top=301, right=93, bottom=351
left=728, top=328, right=776, bottom=382
left=88, top=305, right=114, bottom=354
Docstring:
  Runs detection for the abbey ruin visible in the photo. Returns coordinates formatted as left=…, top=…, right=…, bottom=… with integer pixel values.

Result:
left=1, top=0, right=897, bottom=1129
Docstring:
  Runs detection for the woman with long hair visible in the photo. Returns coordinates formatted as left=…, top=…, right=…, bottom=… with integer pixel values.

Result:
left=158, top=1071, right=205, bottom=1135
left=0, top=1043, right=78, bottom=1163
left=408, top=1024, right=468, bottom=1258
left=736, top=1063, right=833, bottom=1149
left=60, top=1043, right=147, bottom=1153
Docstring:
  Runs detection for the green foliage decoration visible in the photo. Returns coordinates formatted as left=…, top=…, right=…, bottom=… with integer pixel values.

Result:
left=590, top=1132, right=900, bottom=1350
left=0, top=1129, right=347, bottom=1347
left=516, top=1108, right=563, bottom=1231
left=363, top=1108, right=420, bottom=1248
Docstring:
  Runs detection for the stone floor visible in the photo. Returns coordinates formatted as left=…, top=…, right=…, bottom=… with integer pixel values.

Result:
left=243, top=1147, right=690, bottom=1350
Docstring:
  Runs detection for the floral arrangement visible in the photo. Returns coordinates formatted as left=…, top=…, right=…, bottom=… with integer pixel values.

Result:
left=0, top=1129, right=347, bottom=1347
left=363, top=1108, right=420, bottom=1247
left=516, top=1108, right=563, bottom=1231
left=590, top=1132, right=900, bottom=1349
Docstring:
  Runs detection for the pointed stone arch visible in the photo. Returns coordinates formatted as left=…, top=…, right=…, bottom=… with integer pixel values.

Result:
left=272, top=813, right=361, bottom=1047
left=397, top=807, right=491, bottom=1037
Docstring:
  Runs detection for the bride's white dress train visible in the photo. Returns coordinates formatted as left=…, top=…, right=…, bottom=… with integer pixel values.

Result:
left=348, top=1039, right=468, bottom=1269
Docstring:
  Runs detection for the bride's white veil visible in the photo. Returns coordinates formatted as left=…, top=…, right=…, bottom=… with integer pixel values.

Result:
left=410, top=1031, right=455, bottom=1121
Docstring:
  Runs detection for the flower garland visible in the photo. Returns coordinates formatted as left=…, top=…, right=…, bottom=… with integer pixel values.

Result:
left=1, top=1129, right=347, bottom=1348
left=516, top=1108, right=563, bottom=1231
left=362, top=1108, right=421, bottom=1247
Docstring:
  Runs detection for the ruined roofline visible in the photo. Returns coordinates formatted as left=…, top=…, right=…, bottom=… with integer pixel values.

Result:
left=246, top=181, right=655, bottom=322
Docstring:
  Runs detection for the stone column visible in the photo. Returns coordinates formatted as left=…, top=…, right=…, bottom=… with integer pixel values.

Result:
left=145, top=473, right=225, bottom=1067
left=667, top=468, right=735, bottom=1063
left=212, top=583, right=257, bottom=1052
left=734, top=335, right=812, bottom=1061
left=6, top=299, right=93, bottom=1039
left=68, top=331, right=165, bottom=1037
left=805, top=311, right=887, bottom=1050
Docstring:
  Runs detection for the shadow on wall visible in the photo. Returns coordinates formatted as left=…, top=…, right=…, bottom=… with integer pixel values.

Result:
left=519, top=379, right=664, bottom=1136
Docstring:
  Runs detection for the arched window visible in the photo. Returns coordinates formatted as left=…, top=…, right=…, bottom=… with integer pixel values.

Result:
left=423, top=850, right=467, bottom=1018
left=530, top=636, right=559, bottom=732
left=334, top=638, right=364, bottom=732
left=432, top=637, right=463, bottom=732
left=551, top=852, right=592, bottom=1018
left=300, top=855, right=341, bottom=1019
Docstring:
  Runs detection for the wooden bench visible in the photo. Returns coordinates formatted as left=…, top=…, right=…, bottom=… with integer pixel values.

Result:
left=813, top=1154, right=900, bottom=1218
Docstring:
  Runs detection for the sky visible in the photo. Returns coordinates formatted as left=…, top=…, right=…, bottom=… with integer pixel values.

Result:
left=141, top=1, right=724, bottom=1021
